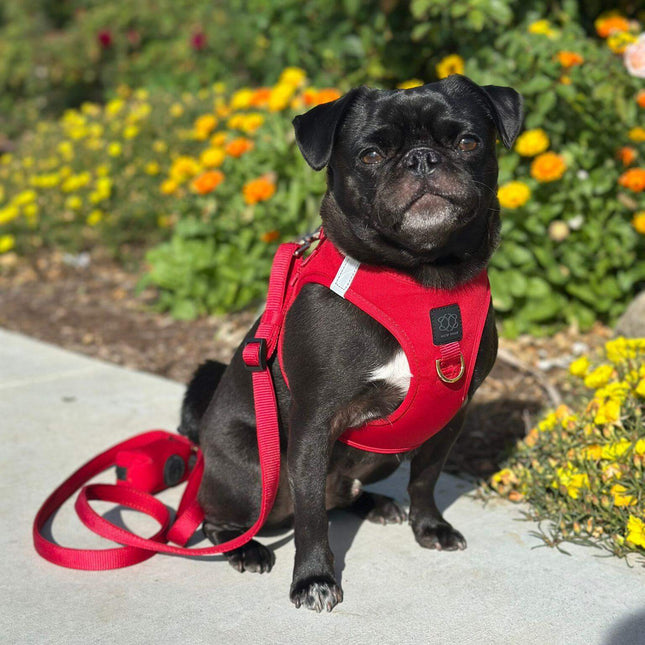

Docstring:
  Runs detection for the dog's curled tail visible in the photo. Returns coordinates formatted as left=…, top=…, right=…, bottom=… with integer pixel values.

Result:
left=178, top=360, right=228, bottom=445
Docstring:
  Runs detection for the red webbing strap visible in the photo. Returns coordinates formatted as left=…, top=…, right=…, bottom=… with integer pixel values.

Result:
left=33, top=242, right=300, bottom=570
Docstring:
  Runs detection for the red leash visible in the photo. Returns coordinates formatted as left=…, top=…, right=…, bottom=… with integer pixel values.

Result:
left=33, top=241, right=302, bottom=570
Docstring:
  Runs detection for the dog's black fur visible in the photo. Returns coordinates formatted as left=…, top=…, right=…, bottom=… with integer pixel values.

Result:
left=179, top=75, right=523, bottom=612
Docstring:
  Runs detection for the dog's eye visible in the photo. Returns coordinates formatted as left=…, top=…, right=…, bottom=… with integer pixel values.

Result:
left=360, top=149, right=384, bottom=164
left=458, top=136, right=479, bottom=152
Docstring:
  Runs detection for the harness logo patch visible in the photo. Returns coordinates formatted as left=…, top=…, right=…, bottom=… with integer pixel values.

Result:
left=430, top=304, right=463, bottom=345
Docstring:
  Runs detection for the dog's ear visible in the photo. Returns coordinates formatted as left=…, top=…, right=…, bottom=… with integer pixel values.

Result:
left=292, top=88, right=364, bottom=170
left=480, top=84, right=524, bottom=149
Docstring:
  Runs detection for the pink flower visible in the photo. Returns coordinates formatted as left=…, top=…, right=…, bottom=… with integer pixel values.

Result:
left=624, top=33, right=645, bottom=78
left=190, top=31, right=206, bottom=51
left=97, top=29, right=113, bottom=49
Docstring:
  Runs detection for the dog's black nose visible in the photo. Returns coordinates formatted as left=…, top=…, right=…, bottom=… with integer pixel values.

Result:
left=402, top=147, right=441, bottom=176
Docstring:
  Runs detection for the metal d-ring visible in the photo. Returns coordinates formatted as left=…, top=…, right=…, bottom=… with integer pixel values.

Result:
left=436, top=353, right=465, bottom=384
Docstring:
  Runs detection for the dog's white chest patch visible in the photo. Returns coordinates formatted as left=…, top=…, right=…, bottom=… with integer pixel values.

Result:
left=368, top=349, right=411, bottom=396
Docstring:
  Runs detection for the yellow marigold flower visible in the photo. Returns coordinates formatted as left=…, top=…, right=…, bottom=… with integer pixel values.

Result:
left=145, top=161, right=160, bottom=176
left=64, top=195, right=82, bottom=211
left=108, top=142, right=122, bottom=157
left=12, top=189, right=37, bottom=206
left=0, top=234, right=15, bottom=253
left=605, top=337, right=639, bottom=364
left=594, top=399, right=621, bottom=425
left=230, top=89, right=254, bottom=110
left=530, top=152, right=567, bottom=182
left=170, top=156, right=200, bottom=182
left=200, top=148, right=225, bottom=169
left=192, top=170, right=224, bottom=195
left=105, top=99, right=124, bottom=117
left=601, top=440, right=631, bottom=460
left=95, top=164, right=110, bottom=177
left=554, top=465, right=589, bottom=499
left=58, top=141, right=74, bottom=161
left=397, top=79, right=424, bottom=89
left=582, top=444, right=603, bottom=460
left=86, top=209, right=104, bottom=226
left=625, top=515, right=645, bottom=548
left=632, top=212, right=645, bottom=234
left=279, top=67, right=307, bottom=87
left=268, top=83, right=296, bottom=112
left=497, top=181, right=531, bottom=209
left=569, top=355, right=590, bottom=377
left=211, top=132, right=228, bottom=147
left=123, top=125, right=139, bottom=140
left=241, top=113, right=264, bottom=134
left=515, top=129, right=550, bottom=157
left=556, top=51, right=584, bottom=68
left=160, top=179, right=178, bottom=195
left=629, top=127, right=645, bottom=142
left=0, top=205, right=18, bottom=225
left=194, top=114, right=218, bottom=138
left=24, top=203, right=38, bottom=218
left=153, top=140, right=168, bottom=154
left=611, top=483, right=637, bottom=507
left=170, top=103, right=184, bottom=118
left=243, top=176, right=276, bottom=204
left=607, top=32, right=637, bottom=54
left=636, top=379, right=645, bottom=398
left=584, top=364, right=614, bottom=389
left=528, top=19, right=556, bottom=37
left=436, top=54, right=464, bottom=79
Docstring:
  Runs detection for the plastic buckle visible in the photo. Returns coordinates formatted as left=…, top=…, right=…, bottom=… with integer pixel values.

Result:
left=243, top=337, right=267, bottom=372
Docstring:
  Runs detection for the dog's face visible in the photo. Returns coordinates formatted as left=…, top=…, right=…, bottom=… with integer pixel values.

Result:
left=293, top=75, right=523, bottom=287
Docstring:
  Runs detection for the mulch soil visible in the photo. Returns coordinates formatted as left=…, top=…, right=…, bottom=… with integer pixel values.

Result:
left=0, top=249, right=612, bottom=480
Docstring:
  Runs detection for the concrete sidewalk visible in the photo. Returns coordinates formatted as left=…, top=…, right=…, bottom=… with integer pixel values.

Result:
left=1, top=328, right=644, bottom=645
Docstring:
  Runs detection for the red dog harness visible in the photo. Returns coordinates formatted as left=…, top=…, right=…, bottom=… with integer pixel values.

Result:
left=33, top=230, right=490, bottom=570
left=277, top=232, right=491, bottom=453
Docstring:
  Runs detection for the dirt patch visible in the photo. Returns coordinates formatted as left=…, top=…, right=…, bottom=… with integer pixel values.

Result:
left=0, top=249, right=611, bottom=479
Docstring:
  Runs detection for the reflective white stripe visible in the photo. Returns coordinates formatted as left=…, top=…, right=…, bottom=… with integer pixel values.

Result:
left=330, top=255, right=360, bottom=298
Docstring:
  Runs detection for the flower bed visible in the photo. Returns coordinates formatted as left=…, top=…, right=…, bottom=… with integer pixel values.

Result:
left=489, top=337, right=645, bottom=560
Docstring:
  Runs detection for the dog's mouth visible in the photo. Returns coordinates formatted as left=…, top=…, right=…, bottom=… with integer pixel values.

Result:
left=374, top=190, right=468, bottom=256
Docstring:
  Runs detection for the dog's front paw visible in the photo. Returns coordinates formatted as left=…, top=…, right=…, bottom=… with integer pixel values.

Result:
left=290, top=575, right=343, bottom=612
left=412, top=518, right=467, bottom=551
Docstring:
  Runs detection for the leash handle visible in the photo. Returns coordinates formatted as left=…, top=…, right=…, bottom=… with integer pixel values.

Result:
left=33, top=242, right=302, bottom=570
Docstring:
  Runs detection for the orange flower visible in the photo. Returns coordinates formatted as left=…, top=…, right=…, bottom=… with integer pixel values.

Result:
left=636, top=90, right=645, bottom=108
left=250, top=88, right=271, bottom=108
left=595, top=15, right=630, bottom=38
left=225, top=137, right=254, bottom=157
left=637, top=90, right=645, bottom=109
left=243, top=176, right=276, bottom=204
left=260, top=230, right=280, bottom=243
left=303, top=88, right=342, bottom=107
left=530, top=152, right=567, bottom=182
left=618, top=168, right=645, bottom=192
left=556, top=51, right=584, bottom=68
left=192, top=170, right=224, bottom=195
left=617, top=146, right=637, bottom=166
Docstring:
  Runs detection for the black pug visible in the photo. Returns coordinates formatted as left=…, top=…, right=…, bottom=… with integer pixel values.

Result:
left=179, top=74, right=523, bottom=612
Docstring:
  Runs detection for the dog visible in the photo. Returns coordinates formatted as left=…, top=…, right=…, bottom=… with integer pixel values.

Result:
left=179, top=74, right=523, bottom=612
